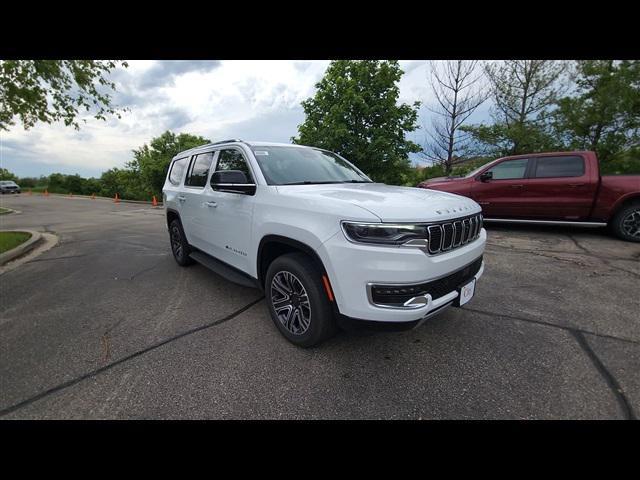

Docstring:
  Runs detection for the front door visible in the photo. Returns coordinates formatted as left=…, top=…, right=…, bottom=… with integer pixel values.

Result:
left=199, top=147, right=256, bottom=272
left=471, top=158, right=531, bottom=218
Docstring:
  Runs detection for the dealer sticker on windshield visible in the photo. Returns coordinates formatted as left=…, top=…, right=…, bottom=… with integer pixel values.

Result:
left=458, top=279, right=476, bottom=306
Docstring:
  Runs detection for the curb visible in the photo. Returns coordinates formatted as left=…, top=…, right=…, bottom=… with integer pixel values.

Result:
left=0, top=207, right=20, bottom=215
left=0, top=230, right=43, bottom=265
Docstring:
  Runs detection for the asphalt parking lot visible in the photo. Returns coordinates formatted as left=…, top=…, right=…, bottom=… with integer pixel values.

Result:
left=1, top=194, right=639, bottom=419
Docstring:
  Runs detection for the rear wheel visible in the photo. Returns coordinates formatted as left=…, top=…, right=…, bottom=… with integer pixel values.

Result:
left=265, top=252, right=337, bottom=347
left=610, top=202, right=640, bottom=242
left=169, top=219, right=195, bottom=266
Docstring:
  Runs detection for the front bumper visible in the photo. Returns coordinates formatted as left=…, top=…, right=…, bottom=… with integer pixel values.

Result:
left=319, top=228, right=486, bottom=323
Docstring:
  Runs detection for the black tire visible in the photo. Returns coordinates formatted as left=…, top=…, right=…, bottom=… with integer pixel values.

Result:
left=265, top=252, right=337, bottom=347
left=610, top=201, right=640, bottom=242
left=169, top=218, right=195, bottom=266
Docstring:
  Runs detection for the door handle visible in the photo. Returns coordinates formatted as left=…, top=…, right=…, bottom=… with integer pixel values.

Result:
left=510, top=184, right=524, bottom=188
left=205, top=201, right=217, bottom=208
left=177, top=195, right=186, bottom=202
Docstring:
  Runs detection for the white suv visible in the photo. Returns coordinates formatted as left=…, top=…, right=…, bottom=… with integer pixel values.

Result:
left=163, top=140, right=486, bottom=347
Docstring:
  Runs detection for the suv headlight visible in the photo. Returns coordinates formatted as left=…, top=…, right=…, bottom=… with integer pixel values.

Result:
left=341, top=221, right=429, bottom=245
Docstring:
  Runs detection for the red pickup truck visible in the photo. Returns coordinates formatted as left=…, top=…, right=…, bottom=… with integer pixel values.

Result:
left=417, top=151, right=640, bottom=242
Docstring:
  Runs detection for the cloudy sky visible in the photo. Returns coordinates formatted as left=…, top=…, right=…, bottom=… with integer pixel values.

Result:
left=1, top=60, right=491, bottom=178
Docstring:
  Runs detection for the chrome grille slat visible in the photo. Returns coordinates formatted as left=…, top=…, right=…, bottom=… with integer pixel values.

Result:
left=442, top=223, right=454, bottom=250
left=427, top=225, right=443, bottom=253
left=425, top=213, right=482, bottom=255
left=453, top=221, right=463, bottom=247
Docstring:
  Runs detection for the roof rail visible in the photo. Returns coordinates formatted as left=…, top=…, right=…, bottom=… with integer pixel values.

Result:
left=208, top=139, right=243, bottom=146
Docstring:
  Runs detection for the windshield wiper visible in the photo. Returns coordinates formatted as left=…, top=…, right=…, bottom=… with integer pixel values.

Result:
left=341, top=180, right=372, bottom=183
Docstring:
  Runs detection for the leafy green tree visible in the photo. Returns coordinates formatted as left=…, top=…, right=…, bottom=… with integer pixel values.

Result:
left=98, top=168, right=144, bottom=200
left=0, top=168, right=18, bottom=181
left=293, top=60, right=421, bottom=184
left=463, top=60, right=566, bottom=156
left=0, top=60, right=128, bottom=131
left=17, top=177, right=38, bottom=188
left=552, top=60, right=640, bottom=164
left=129, top=131, right=210, bottom=198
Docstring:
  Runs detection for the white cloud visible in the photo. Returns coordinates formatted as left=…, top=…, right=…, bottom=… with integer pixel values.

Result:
left=1, top=60, right=491, bottom=178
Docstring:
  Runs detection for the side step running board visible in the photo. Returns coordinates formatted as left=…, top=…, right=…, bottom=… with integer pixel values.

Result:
left=189, top=251, right=260, bottom=289
left=483, top=218, right=607, bottom=228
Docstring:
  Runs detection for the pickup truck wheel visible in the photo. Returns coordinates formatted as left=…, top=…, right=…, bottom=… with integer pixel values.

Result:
left=265, top=253, right=337, bottom=348
left=169, top=219, right=195, bottom=266
left=611, top=202, right=640, bottom=242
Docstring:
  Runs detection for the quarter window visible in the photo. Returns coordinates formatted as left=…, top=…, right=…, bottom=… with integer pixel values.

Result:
left=534, top=156, right=585, bottom=178
left=168, top=157, right=189, bottom=185
left=185, top=152, right=215, bottom=187
left=215, top=149, right=253, bottom=181
left=487, top=158, right=528, bottom=180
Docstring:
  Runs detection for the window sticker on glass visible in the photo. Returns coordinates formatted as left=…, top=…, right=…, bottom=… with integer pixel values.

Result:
left=254, top=151, right=269, bottom=156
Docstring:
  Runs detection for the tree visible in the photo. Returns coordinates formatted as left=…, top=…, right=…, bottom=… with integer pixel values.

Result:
left=0, top=60, right=128, bottom=131
left=422, top=60, right=488, bottom=175
left=0, top=168, right=18, bottom=181
left=129, top=131, right=210, bottom=198
left=293, top=60, right=421, bottom=184
left=552, top=60, right=640, bottom=164
left=463, top=60, right=566, bottom=156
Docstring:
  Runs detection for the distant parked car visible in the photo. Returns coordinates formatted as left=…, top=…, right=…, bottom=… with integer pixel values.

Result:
left=417, top=151, right=640, bottom=242
left=0, top=180, right=21, bottom=194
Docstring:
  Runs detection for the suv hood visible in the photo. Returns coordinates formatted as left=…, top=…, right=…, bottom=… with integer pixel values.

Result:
left=276, top=183, right=480, bottom=222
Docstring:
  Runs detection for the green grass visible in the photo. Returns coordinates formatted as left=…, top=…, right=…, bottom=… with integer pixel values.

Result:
left=0, top=231, right=31, bottom=254
left=0, top=207, right=11, bottom=215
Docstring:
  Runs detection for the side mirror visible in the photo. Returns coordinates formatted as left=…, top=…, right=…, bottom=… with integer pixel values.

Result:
left=211, top=170, right=256, bottom=195
left=479, top=171, right=493, bottom=182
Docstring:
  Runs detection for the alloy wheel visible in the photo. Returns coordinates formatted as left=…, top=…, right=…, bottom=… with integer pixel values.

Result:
left=171, top=225, right=183, bottom=259
left=621, top=209, right=640, bottom=239
left=270, top=271, right=312, bottom=335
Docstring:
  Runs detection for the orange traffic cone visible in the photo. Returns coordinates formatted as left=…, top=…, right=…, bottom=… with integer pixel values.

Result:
left=28, top=189, right=32, bottom=195
left=44, top=189, right=49, bottom=197
left=91, top=193, right=96, bottom=199
left=114, top=193, right=120, bottom=203
left=152, top=195, right=158, bottom=207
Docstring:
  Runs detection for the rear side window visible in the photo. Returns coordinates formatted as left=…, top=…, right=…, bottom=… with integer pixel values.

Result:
left=534, top=156, right=585, bottom=178
left=168, top=157, right=189, bottom=185
left=185, top=152, right=215, bottom=187
left=215, top=149, right=253, bottom=181
left=487, top=158, right=528, bottom=180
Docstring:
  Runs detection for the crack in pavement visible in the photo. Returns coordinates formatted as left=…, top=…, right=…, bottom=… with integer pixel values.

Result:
left=464, top=306, right=640, bottom=346
left=465, top=306, right=637, bottom=420
left=0, top=296, right=265, bottom=418
left=571, top=330, right=636, bottom=420
left=485, top=243, right=640, bottom=279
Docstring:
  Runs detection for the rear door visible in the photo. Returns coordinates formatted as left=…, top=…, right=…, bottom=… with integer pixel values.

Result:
left=164, top=155, right=191, bottom=228
left=180, top=151, right=216, bottom=249
left=470, top=158, right=532, bottom=217
left=525, top=154, right=596, bottom=220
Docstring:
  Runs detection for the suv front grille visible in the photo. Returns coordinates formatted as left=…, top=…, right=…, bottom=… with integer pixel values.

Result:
left=427, top=213, right=482, bottom=254
left=370, top=256, right=483, bottom=307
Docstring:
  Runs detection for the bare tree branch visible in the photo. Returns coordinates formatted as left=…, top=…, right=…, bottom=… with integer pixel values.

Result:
left=423, top=60, right=489, bottom=174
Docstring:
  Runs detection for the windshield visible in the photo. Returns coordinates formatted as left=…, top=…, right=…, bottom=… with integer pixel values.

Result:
left=251, top=146, right=371, bottom=185
left=0, top=181, right=16, bottom=186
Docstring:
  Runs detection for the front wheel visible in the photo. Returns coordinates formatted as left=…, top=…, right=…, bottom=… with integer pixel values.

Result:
left=265, top=253, right=337, bottom=347
left=610, top=202, right=640, bottom=242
